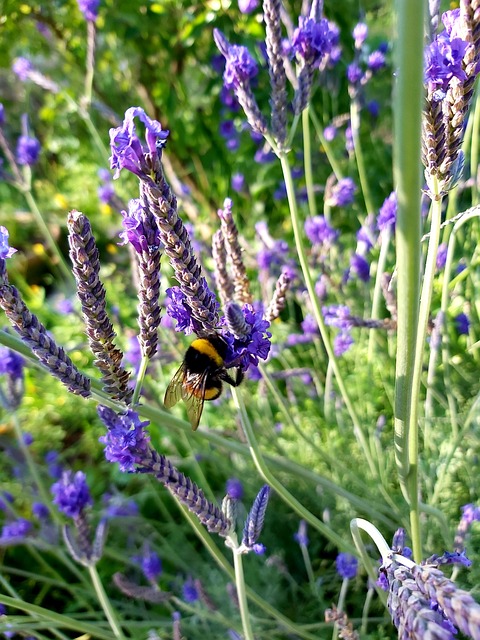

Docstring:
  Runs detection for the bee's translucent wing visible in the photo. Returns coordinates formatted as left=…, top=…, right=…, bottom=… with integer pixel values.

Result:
left=164, top=363, right=186, bottom=409
left=181, top=372, right=208, bottom=431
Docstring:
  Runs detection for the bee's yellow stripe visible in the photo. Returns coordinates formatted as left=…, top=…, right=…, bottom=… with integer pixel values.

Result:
left=191, top=338, right=224, bottom=367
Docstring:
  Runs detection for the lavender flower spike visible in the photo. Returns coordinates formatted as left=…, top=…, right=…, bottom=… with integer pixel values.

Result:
left=265, top=268, right=291, bottom=323
left=213, top=29, right=269, bottom=136
left=263, top=0, right=288, bottom=146
left=218, top=198, right=252, bottom=305
left=240, top=484, right=271, bottom=553
left=0, top=275, right=91, bottom=398
left=120, top=198, right=162, bottom=359
left=212, top=229, right=235, bottom=308
left=111, top=108, right=219, bottom=336
left=67, top=211, right=132, bottom=403
left=98, top=406, right=232, bottom=536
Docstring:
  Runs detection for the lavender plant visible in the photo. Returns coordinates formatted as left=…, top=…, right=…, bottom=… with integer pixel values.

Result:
left=0, top=0, right=480, bottom=638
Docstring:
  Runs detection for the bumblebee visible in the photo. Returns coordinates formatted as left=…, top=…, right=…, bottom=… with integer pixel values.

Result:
left=164, top=334, right=244, bottom=430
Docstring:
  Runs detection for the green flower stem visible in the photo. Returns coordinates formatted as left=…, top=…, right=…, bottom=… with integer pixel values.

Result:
left=87, top=565, right=126, bottom=640
left=286, top=113, right=301, bottom=149
left=231, top=540, right=254, bottom=640
left=406, top=186, right=442, bottom=562
left=0, top=593, right=116, bottom=640
left=132, top=354, right=149, bottom=405
left=299, top=542, right=317, bottom=595
left=11, top=414, right=60, bottom=523
left=302, top=107, right=317, bottom=217
left=350, top=99, right=374, bottom=216
left=361, top=586, right=375, bottom=635
left=232, top=386, right=357, bottom=554
left=279, top=151, right=378, bottom=478
left=22, top=184, right=72, bottom=283
left=393, top=0, right=425, bottom=563
left=331, top=578, right=349, bottom=640
left=308, top=106, right=344, bottom=180
left=178, top=506, right=320, bottom=640
left=83, top=21, right=96, bottom=110
left=367, top=227, right=392, bottom=360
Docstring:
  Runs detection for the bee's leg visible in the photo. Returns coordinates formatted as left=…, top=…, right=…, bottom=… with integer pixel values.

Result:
left=221, top=367, right=244, bottom=387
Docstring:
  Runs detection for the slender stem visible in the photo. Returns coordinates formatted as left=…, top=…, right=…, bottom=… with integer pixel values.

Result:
left=83, top=21, right=96, bottom=109
left=299, top=543, right=316, bottom=595
left=350, top=99, right=374, bottom=216
left=392, top=0, right=425, bottom=562
left=232, top=544, right=254, bottom=640
left=308, top=107, right=343, bottom=180
left=302, top=107, right=317, bottom=217
left=232, top=386, right=357, bottom=554
left=132, top=355, right=149, bottom=405
left=87, top=565, right=126, bottom=640
left=332, top=578, right=349, bottom=640
left=367, top=227, right=392, bottom=360
left=279, top=151, right=377, bottom=477
left=361, top=587, right=375, bottom=635
left=22, top=186, right=72, bottom=283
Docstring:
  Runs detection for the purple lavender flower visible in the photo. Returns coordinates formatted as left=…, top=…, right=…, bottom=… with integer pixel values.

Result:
left=231, top=173, right=245, bottom=192
left=165, top=287, right=197, bottom=335
left=323, top=124, right=337, bottom=141
left=323, top=305, right=352, bottom=330
left=460, top=503, right=480, bottom=525
left=0, top=347, right=24, bottom=380
left=45, top=451, right=63, bottom=479
left=454, top=312, right=469, bottom=335
left=226, top=478, right=244, bottom=500
left=304, top=215, right=338, bottom=246
left=51, top=471, right=93, bottom=519
left=368, top=50, right=386, bottom=72
left=353, top=23, right=368, bottom=49
left=436, top=243, right=448, bottom=269
left=424, top=31, right=468, bottom=97
left=0, top=518, right=32, bottom=543
left=0, top=227, right=17, bottom=260
left=214, top=33, right=258, bottom=90
left=32, top=502, right=49, bottom=520
left=16, top=115, right=41, bottom=166
left=347, top=63, right=363, bottom=85
left=291, top=17, right=334, bottom=63
left=377, top=191, right=397, bottom=231
left=182, top=577, right=199, bottom=603
left=0, top=104, right=5, bottom=127
left=367, top=100, right=380, bottom=117
left=336, top=553, right=358, bottom=579
left=238, top=0, right=258, bottom=13
left=325, top=177, right=356, bottom=207
left=98, top=407, right=151, bottom=473
left=110, top=107, right=169, bottom=181
left=141, top=548, right=162, bottom=581
left=350, top=253, right=370, bottom=282
left=241, top=485, right=270, bottom=552
left=222, top=304, right=271, bottom=370
left=294, top=520, right=309, bottom=546
left=119, top=198, right=161, bottom=255
left=77, top=0, right=100, bottom=21
left=334, top=331, right=354, bottom=356
left=12, top=57, right=33, bottom=81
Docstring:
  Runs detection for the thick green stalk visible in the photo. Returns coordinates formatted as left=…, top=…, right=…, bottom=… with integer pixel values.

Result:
left=132, top=354, right=149, bottom=405
left=392, top=0, right=425, bottom=562
left=470, top=89, right=480, bottom=205
left=280, top=151, right=377, bottom=478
